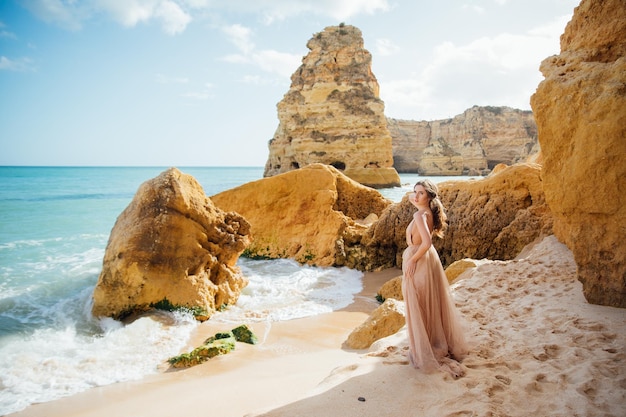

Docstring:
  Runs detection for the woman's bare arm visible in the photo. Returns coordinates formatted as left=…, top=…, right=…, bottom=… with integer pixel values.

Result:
left=405, top=211, right=433, bottom=277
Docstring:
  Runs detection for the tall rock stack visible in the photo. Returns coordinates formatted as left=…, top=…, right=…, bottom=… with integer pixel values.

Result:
left=264, top=24, right=401, bottom=188
left=530, top=0, right=626, bottom=307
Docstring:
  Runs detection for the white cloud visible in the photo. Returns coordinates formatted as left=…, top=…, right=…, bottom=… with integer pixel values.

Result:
left=154, top=1, right=191, bottom=34
left=202, top=0, right=390, bottom=23
left=19, top=0, right=391, bottom=35
left=0, top=21, right=17, bottom=39
left=181, top=82, right=214, bottom=100
left=251, top=50, right=301, bottom=77
left=529, top=13, right=573, bottom=38
left=220, top=54, right=250, bottom=64
left=0, top=56, right=35, bottom=72
left=220, top=24, right=301, bottom=77
left=222, top=24, right=255, bottom=54
left=98, top=0, right=155, bottom=27
left=220, top=50, right=300, bottom=77
left=462, top=4, right=486, bottom=14
left=317, top=0, right=389, bottom=20
left=0, top=30, right=17, bottom=39
left=20, top=0, right=191, bottom=34
left=181, top=0, right=210, bottom=7
left=380, top=14, right=571, bottom=120
left=241, top=75, right=264, bottom=84
left=21, top=0, right=87, bottom=30
left=98, top=0, right=191, bottom=34
left=375, top=38, right=399, bottom=56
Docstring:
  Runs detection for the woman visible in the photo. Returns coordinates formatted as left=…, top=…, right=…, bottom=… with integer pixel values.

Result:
left=402, top=180, right=468, bottom=378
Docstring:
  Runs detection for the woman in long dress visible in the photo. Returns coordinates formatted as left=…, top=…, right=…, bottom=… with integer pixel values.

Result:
left=402, top=180, right=468, bottom=378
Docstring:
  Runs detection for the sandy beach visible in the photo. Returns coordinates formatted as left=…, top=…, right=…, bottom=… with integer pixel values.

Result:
left=10, top=236, right=626, bottom=417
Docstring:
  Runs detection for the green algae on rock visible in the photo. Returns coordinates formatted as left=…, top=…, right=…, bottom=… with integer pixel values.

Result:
left=232, top=324, right=258, bottom=345
left=168, top=325, right=258, bottom=368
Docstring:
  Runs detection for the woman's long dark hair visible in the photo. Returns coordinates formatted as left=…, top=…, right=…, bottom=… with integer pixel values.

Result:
left=415, top=180, right=447, bottom=239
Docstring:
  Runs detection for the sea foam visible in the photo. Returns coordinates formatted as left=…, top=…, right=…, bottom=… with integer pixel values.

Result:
left=0, top=256, right=364, bottom=416
left=212, top=258, right=363, bottom=323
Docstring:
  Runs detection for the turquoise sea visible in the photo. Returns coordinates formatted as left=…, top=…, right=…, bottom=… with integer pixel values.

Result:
left=0, top=166, right=471, bottom=415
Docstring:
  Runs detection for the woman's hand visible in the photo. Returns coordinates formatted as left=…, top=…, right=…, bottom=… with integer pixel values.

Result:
left=405, top=257, right=417, bottom=278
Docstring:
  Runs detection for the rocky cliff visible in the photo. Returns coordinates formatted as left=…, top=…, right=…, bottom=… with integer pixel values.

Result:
left=530, top=0, right=626, bottom=307
left=387, top=106, right=539, bottom=175
left=366, top=163, right=553, bottom=269
left=264, top=24, right=401, bottom=188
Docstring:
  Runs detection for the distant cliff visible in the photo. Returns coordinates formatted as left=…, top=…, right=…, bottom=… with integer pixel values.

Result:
left=387, top=106, right=539, bottom=175
left=264, top=24, right=400, bottom=188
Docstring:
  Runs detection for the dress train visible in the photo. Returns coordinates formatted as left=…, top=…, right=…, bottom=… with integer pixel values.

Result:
left=402, top=244, right=468, bottom=377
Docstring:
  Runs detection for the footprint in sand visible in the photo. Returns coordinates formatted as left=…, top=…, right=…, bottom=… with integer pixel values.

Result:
left=533, top=344, right=561, bottom=361
left=495, top=374, right=511, bottom=385
left=444, top=411, right=475, bottom=417
left=366, top=345, right=410, bottom=365
left=576, top=379, right=598, bottom=400
left=486, top=380, right=507, bottom=399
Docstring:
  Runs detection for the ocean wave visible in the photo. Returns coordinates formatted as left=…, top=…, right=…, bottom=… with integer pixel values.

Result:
left=212, top=258, right=364, bottom=322
left=0, top=308, right=198, bottom=416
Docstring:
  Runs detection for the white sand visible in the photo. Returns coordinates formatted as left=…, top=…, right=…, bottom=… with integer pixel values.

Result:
left=11, top=236, right=626, bottom=417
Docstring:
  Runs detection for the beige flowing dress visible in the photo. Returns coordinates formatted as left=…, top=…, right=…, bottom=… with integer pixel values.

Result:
left=402, top=216, right=468, bottom=376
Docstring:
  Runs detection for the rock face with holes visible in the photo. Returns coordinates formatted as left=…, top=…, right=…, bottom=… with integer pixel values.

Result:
left=263, top=24, right=400, bottom=189
left=530, top=0, right=626, bottom=307
left=366, top=163, right=554, bottom=268
left=91, top=168, right=251, bottom=321
left=387, top=106, right=539, bottom=175
left=211, top=163, right=393, bottom=269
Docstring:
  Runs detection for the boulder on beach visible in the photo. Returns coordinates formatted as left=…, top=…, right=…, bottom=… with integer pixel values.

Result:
left=344, top=298, right=406, bottom=350
left=211, top=163, right=393, bottom=270
left=91, top=167, right=251, bottom=321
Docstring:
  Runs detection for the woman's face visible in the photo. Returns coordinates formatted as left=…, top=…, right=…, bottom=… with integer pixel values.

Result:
left=410, top=184, right=430, bottom=207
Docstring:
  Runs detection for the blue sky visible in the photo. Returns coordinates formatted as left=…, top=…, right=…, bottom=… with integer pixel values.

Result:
left=0, top=0, right=580, bottom=167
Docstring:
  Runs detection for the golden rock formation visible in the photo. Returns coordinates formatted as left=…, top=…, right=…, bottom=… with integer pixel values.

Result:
left=387, top=106, right=539, bottom=175
left=211, top=163, right=392, bottom=269
left=344, top=298, right=406, bottom=350
left=264, top=24, right=400, bottom=188
left=368, top=163, right=554, bottom=268
left=91, top=168, right=251, bottom=321
left=530, top=0, right=626, bottom=307
left=378, top=275, right=403, bottom=301
left=437, top=163, right=554, bottom=266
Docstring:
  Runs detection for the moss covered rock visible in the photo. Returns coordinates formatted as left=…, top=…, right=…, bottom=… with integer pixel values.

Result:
left=168, top=325, right=258, bottom=368
left=232, top=324, right=258, bottom=345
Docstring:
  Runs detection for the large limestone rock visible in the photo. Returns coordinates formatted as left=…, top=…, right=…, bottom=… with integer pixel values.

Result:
left=387, top=106, right=539, bottom=175
left=437, top=163, right=554, bottom=266
left=264, top=24, right=401, bottom=189
left=445, top=259, right=482, bottom=284
left=344, top=298, right=405, bottom=350
left=378, top=275, right=403, bottom=301
left=367, top=163, right=554, bottom=268
left=92, top=168, right=251, bottom=321
left=211, top=164, right=392, bottom=269
left=530, top=0, right=626, bottom=307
